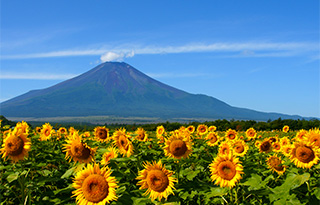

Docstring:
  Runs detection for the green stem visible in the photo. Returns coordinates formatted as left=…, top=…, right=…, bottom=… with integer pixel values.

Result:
left=306, top=181, right=311, bottom=203
left=229, top=188, right=233, bottom=204
left=234, top=186, right=238, bottom=205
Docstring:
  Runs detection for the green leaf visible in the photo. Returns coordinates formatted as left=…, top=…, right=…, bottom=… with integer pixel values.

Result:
left=241, top=174, right=265, bottom=190
left=7, top=172, right=19, bottom=183
left=186, top=170, right=201, bottom=181
left=207, top=187, right=228, bottom=197
left=61, top=167, right=75, bottom=179
left=313, top=187, right=320, bottom=200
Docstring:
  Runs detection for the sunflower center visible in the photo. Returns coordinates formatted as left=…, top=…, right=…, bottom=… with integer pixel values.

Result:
left=71, top=142, right=91, bottom=160
left=296, top=146, right=315, bottom=163
left=98, top=130, right=108, bottom=139
left=228, top=134, right=235, bottom=139
left=269, top=157, right=284, bottom=171
left=5, top=136, right=24, bottom=156
left=169, top=139, right=187, bottom=157
left=137, top=133, right=145, bottom=140
left=146, top=169, right=169, bottom=193
left=82, top=174, right=109, bottom=203
left=234, top=144, right=244, bottom=153
left=310, top=135, right=320, bottom=147
left=218, top=161, right=236, bottom=180
left=260, top=141, right=272, bottom=152
left=44, top=129, right=50, bottom=136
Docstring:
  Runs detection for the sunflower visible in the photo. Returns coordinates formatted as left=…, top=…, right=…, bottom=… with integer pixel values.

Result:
left=208, top=125, right=217, bottom=132
left=225, top=129, right=238, bottom=141
left=245, top=128, right=256, bottom=139
left=83, top=131, right=91, bottom=138
left=280, top=137, right=290, bottom=147
left=218, top=141, right=232, bottom=156
left=197, top=124, right=208, bottom=136
left=266, top=154, right=286, bottom=175
left=163, top=133, right=192, bottom=159
left=101, top=147, right=118, bottom=165
left=63, top=132, right=96, bottom=164
left=58, top=127, right=68, bottom=135
left=305, top=128, right=320, bottom=147
left=40, top=123, right=54, bottom=141
left=282, top=125, right=289, bottom=133
left=0, top=129, right=31, bottom=162
left=255, top=141, right=261, bottom=148
left=259, top=139, right=272, bottom=153
left=272, top=142, right=282, bottom=152
left=290, top=142, right=319, bottom=169
left=94, top=126, right=110, bottom=142
left=186, top=125, right=195, bottom=134
left=205, top=132, right=220, bottom=147
left=156, top=125, right=165, bottom=136
left=35, top=127, right=42, bottom=134
left=294, top=129, right=308, bottom=142
left=232, top=140, right=249, bottom=157
left=14, top=121, right=30, bottom=135
left=112, top=128, right=134, bottom=157
left=136, top=160, right=177, bottom=201
left=72, top=163, right=118, bottom=205
left=281, top=145, right=294, bottom=157
left=135, top=127, right=148, bottom=142
left=209, top=154, right=243, bottom=188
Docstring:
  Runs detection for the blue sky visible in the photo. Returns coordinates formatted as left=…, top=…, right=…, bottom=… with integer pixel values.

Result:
left=1, top=0, right=319, bottom=118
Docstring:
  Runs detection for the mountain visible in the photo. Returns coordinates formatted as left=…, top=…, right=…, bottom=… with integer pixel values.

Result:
left=0, top=62, right=305, bottom=121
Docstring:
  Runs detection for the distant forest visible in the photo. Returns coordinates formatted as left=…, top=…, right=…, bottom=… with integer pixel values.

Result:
left=1, top=115, right=319, bottom=132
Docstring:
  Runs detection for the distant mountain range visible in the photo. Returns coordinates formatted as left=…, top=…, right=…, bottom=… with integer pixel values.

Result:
left=0, top=62, right=309, bottom=121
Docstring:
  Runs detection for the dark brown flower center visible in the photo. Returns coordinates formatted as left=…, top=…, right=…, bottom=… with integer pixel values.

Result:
left=147, top=170, right=169, bottom=192
left=98, top=129, right=108, bottom=139
left=5, top=136, right=24, bottom=156
left=218, top=161, right=236, bottom=180
left=296, top=146, right=315, bottom=163
left=82, top=174, right=109, bottom=203
left=234, top=143, right=244, bottom=153
left=169, top=139, right=187, bottom=157
left=260, top=141, right=272, bottom=152
left=71, top=142, right=91, bottom=160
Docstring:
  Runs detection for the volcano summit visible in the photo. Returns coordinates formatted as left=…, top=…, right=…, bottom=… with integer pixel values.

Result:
left=0, top=62, right=303, bottom=121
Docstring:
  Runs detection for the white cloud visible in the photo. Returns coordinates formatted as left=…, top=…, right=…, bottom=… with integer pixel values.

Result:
left=100, top=51, right=135, bottom=62
left=1, top=41, right=317, bottom=60
left=0, top=72, right=77, bottom=80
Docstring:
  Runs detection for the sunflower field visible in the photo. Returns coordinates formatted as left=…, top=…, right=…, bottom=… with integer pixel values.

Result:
left=0, top=120, right=320, bottom=205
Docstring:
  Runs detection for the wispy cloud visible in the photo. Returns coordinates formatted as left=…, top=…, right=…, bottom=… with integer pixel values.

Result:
left=0, top=72, right=78, bottom=80
left=1, top=41, right=318, bottom=61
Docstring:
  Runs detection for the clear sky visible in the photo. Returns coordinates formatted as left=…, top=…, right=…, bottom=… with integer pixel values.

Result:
left=1, top=0, right=319, bottom=118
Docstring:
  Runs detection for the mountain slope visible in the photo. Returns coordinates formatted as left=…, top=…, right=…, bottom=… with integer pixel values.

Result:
left=0, top=62, right=304, bottom=120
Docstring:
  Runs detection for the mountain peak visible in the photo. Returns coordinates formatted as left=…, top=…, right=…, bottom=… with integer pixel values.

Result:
left=0, top=62, right=305, bottom=120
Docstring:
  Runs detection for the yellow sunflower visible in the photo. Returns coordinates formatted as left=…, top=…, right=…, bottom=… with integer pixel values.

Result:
left=40, top=123, right=54, bottom=141
left=35, top=127, right=42, bottom=134
left=281, top=145, right=294, bottom=157
left=266, top=154, right=286, bottom=175
left=58, top=127, right=68, bottom=135
left=163, top=133, right=192, bottom=159
left=186, top=125, right=195, bottom=134
left=63, top=132, right=96, bottom=164
left=282, top=125, right=289, bottom=133
left=294, top=129, right=308, bottom=142
left=0, top=129, right=31, bottom=162
left=72, top=163, right=118, bottom=205
left=218, top=141, right=232, bottom=156
left=232, top=140, right=249, bottom=157
left=305, top=128, right=320, bottom=147
left=290, top=142, right=319, bottom=169
left=225, top=129, right=238, bottom=141
left=14, top=121, right=30, bottom=135
left=205, top=132, right=220, bottom=147
left=135, top=127, right=148, bottom=142
left=209, top=154, right=244, bottom=188
left=94, top=126, right=110, bottom=142
left=208, top=125, right=217, bottom=132
left=280, top=137, right=290, bottom=147
left=255, top=140, right=261, bottom=148
left=197, top=124, right=208, bottom=136
left=245, top=128, right=257, bottom=139
left=101, top=147, right=118, bottom=165
left=112, top=128, right=134, bottom=157
left=259, top=139, right=273, bottom=153
left=272, top=142, right=282, bottom=152
left=136, top=160, right=177, bottom=201
left=156, top=125, right=166, bottom=143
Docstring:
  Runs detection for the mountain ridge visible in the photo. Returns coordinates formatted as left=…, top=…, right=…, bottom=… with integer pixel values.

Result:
left=0, top=62, right=310, bottom=121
